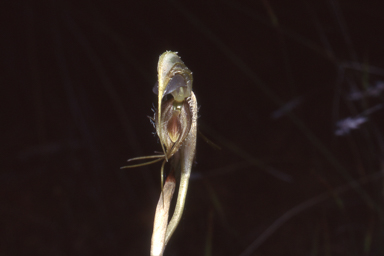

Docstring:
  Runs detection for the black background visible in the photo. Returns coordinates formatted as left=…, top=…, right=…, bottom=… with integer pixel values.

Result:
left=2, top=0, right=384, bottom=255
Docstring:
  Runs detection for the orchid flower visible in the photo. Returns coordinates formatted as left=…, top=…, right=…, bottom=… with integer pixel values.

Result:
left=122, top=51, right=198, bottom=254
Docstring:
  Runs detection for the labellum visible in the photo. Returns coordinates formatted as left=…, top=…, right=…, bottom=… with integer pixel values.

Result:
left=156, top=97, right=192, bottom=158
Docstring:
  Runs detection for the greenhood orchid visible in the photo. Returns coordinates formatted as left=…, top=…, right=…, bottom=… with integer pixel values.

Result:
left=122, top=51, right=198, bottom=252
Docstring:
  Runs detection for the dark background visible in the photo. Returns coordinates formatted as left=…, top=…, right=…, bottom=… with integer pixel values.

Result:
left=2, top=0, right=384, bottom=255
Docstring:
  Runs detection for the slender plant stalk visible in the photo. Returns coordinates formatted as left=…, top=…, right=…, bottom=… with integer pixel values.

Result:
left=151, top=173, right=176, bottom=256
